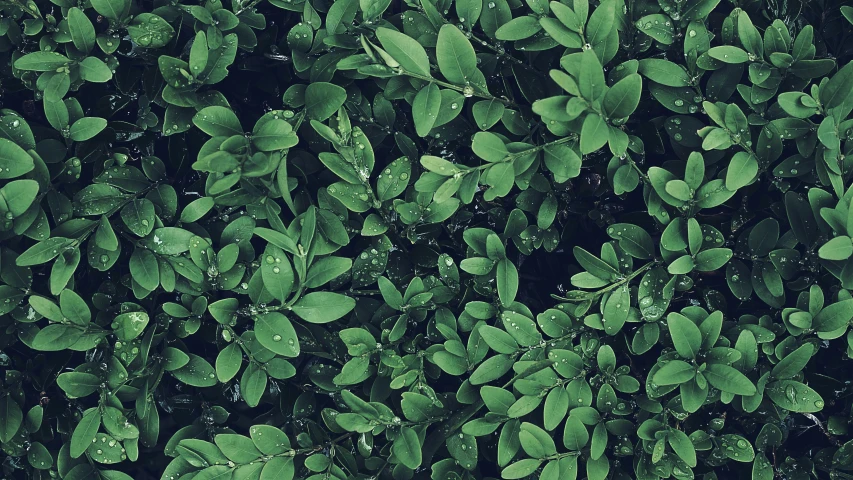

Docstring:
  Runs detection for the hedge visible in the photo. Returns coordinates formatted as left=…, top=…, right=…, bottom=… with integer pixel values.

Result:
left=2, top=0, right=853, bottom=479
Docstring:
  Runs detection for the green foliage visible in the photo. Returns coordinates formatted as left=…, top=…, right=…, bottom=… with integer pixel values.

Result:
left=1, top=0, right=853, bottom=479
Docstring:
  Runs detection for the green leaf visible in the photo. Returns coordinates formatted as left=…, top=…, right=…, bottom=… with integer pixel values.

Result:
left=252, top=119, right=298, bottom=151
left=90, top=0, right=130, bottom=21
left=766, top=380, right=824, bottom=413
left=17, top=237, right=72, bottom=266
left=636, top=14, right=675, bottom=44
left=251, top=425, right=291, bottom=455
left=708, top=46, right=750, bottom=63
left=70, top=409, right=101, bottom=458
left=771, top=344, right=814, bottom=380
left=27, top=442, right=52, bottom=470
left=393, top=427, right=422, bottom=469
left=413, top=83, right=441, bottom=137
left=0, top=396, right=22, bottom=443
left=130, top=248, right=159, bottom=291
left=549, top=349, right=583, bottom=377
left=602, top=285, right=629, bottom=335
left=122, top=199, right=156, bottom=237
left=78, top=57, right=113, bottom=82
left=261, top=457, right=294, bottom=480
left=375, top=28, right=431, bottom=77
left=519, top=422, right=557, bottom=458
left=543, top=387, right=569, bottom=431
left=496, top=258, right=518, bottom=306
left=215, top=434, right=263, bottom=463
left=436, top=24, right=478, bottom=85
left=241, top=363, right=267, bottom=407
left=638, top=59, right=691, bottom=87
left=473, top=100, right=505, bottom=130
left=112, top=311, right=149, bottom=341
left=422, top=155, right=462, bottom=176
left=502, top=459, right=542, bottom=479
left=726, top=152, right=758, bottom=191
left=470, top=354, right=513, bottom=385
left=653, top=360, right=696, bottom=385
left=180, top=197, right=215, bottom=223
left=819, top=236, right=853, bottom=260
left=172, top=354, right=217, bottom=387
left=14, top=52, right=71, bottom=71
left=737, top=10, right=763, bottom=57
left=563, top=415, right=589, bottom=450
left=843, top=5, right=853, bottom=25
left=193, top=106, right=242, bottom=136
left=813, top=299, right=853, bottom=332
left=606, top=223, right=653, bottom=259
left=668, top=429, right=697, bottom=467
left=578, top=49, right=605, bottom=100
left=215, top=343, right=243, bottom=382
left=820, top=60, right=853, bottom=110
left=255, top=312, right=299, bottom=357
left=127, top=13, right=175, bottom=48
left=305, top=257, right=352, bottom=288
left=261, top=245, right=294, bottom=302
left=291, top=292, right=355, bottom=323
left=580, top=113, right=608, bottom=154
left=703, top=364, right=756, bottom=396
left=1, top=179, right=39, bottom=217
left=667, top=312, right=702, bottom=359
left=603, top=74, right=642, bottom=118
left=472, top=132, right=508, bottom=162
left=479, top=325, right=518, bottom=354
left=0, top=138, right=34, bottom=179
left=190, top=31, right=209, bottom=74
left=543, top=143, right=581, bottom=181
left=304, top=82, right=347, bottom=121
left=694, top=248, right=733, bottom=272
left=163, top=347, right=190, bottom=371
left=68, top=8, right=96, bottom=54
left=69, top=117, right=107, bottom=141
left=60, top=290, right=90, bottom=326
left=57, top=372, right=101, bottom=398
left=496, top=16, right=541, bottom=41
left=45, top=76, right=70, bottom=102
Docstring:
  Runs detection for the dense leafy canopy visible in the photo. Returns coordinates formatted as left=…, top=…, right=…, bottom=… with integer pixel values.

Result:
left=2, top=0, right=853, bottom=479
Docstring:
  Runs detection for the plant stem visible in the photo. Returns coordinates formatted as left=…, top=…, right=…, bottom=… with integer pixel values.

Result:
left=401, top=69, right=519, bottom=108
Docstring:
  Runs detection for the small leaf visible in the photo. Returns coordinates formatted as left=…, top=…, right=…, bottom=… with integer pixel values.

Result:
left=375, top=28, right=431, bottom=77
left=304, top=82, right=348, bottom=121
left=667, top=313, right=702, bottom=359
left=69, top=117, right=107, bottom=141
left=291, top=292, right=356, bottom=323
left=193, top=106, right=242, bottom=136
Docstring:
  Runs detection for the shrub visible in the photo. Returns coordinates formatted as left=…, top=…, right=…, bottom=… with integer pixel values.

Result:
left=2, top=0, right=853, bottom=478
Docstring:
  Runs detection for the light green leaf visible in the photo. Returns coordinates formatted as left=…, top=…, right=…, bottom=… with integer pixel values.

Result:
left=0, top=138, right=34, bottom=179
left=68, top=8, right=96, bottom=54
left=304, top=82, right=347, bottom=121
left=127, top=13, right=175, bottom=48
left=393, top=427, right=422, bottom=469
left=193, top=106, right=242, bottom=136
left=291, top=292, right=356, bottom=323
left=667, top=312, right=702, bottom=359
left=69, top=117, right=107, bottom=141
left=375, top=28, right=431, bottom=77
left=436, top=24, right=478, bottom=85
